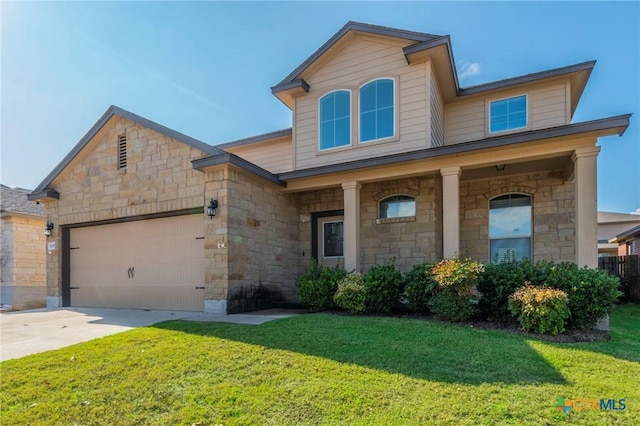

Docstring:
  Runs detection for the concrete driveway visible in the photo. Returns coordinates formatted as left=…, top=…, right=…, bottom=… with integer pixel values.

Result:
left=0, top=307, right=199, bottom=361
left=0, top=307, right=304, bottom=362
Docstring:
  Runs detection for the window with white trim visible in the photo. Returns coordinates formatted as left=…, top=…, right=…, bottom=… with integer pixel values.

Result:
left=360, top=78, right=394, bottom=142
left=489, top=193, right=531, bottom=262
left=319, top=90, right=351, bottom=150
left=379, top=195, right=416, bottom=219
left=489, top=95, right=527, bottom=133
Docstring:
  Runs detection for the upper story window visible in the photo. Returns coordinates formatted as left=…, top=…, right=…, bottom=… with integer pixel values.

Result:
left=489, top=95, right=527, bottom=133
left=489, top=193, right=532, bottom=262
left=319, top=90, right=351, bottom=150
left=360, top=78, right=394, bottom=142
left=379, top=195, right=415, bottom=219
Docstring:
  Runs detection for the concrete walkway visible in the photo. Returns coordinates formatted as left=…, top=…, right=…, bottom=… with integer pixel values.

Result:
left=0, top=307, right=302, bottom=361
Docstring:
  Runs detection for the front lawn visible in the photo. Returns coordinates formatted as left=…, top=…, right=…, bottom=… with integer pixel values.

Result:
left=2, top=305, right=639, bottom=425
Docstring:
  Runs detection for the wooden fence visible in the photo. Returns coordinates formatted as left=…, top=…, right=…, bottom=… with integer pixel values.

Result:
left=599, top=254, right=640, bottom=303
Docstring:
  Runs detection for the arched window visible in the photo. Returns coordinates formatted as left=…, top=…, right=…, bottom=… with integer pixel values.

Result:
left=319, top=90, right=351, bottom=150
left=379, top=195, right=415, bottom=219
left=360, top=78, right=394, bottom=142
left=489, top=193, right=532, bottom=262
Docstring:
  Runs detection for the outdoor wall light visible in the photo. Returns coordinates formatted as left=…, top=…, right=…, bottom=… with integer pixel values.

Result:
left=495, top=164, right=506, bottom=172
left=207, top=199, right=219, bottom=218
left=44, top=223, right=54, bottom=237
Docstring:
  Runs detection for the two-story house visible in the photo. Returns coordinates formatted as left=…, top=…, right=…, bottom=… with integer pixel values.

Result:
left=29, top=22, right=631, bottom=313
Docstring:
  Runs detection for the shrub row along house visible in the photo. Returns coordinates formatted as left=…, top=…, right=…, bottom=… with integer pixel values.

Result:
left=29, top=22, right=631, bottom=313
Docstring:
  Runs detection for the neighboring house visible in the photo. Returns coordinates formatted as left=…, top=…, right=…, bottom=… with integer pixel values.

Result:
left=28, top=22, right=631, bottom=313
left=609, top=225, right=640, bottom=256
left=597, top=211, right=640, bottom=256
left=1, top=185, right=47, bottom=310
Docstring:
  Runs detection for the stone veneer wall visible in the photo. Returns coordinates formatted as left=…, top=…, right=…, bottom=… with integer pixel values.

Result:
left=0, top=215, right=47, bottom=310
left=361, top=176, right=442, bottom=271
left=42, top=116, right=210, bottom=303
left=459, top=170, right=575, bottom=263
left=224, top=167, right=301, bottom=301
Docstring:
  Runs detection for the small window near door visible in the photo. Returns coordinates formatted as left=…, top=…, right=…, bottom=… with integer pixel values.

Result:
left=323, top=221, right=344, bottom=257
left=379, top=195, right=416, bottom=219
left=489, top=193, right=532, bottom=262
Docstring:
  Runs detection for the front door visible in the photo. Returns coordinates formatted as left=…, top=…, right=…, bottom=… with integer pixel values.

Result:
left=316, top=215, right=344, bottom=267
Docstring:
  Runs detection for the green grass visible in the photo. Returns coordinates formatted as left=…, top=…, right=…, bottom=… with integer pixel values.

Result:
left=2, top=305, right=639, bottom=425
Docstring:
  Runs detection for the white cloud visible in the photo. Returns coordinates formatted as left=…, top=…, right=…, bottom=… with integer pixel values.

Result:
left=631, top=208, right=640, bottom=215
left=458, top=62, right=481, bottom=81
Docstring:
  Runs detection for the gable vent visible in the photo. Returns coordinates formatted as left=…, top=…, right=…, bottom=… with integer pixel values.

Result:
left=117, top=134, right=127, bottom=169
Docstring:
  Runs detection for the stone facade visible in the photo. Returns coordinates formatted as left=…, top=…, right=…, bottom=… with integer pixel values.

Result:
left=360, top=176, right=442, bottom=270
left=43, top=116, right=210, bottom=303
left=0, top=215, right=47, bottom=310
left=460, top=170, right=575, bottom=263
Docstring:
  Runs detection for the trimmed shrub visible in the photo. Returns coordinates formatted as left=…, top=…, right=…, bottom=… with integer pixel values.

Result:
left=477, top=257, right=543, bottom=322
left=403, top=263, right=437, bottom=314
left=295, top=260, right=347, bottom=311
left=363, top=260, right=404, bottom=313
left=509, top=284, right=570, bottom=335
left=428, top=258, right=483, bottom=321
left=333, top=272, right=366, bottom=314
left=544, top=263, right=621, bottom=329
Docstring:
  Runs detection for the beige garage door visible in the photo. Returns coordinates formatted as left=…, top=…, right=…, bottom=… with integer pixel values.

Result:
left=70, top=214, right=205, bottom=311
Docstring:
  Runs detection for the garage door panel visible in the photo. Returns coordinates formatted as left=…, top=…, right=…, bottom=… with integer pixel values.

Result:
left=70, top=214, right=205, bottom=311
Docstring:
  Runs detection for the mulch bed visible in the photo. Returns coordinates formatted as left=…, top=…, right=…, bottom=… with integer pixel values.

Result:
left=319, top=310, right=610, bottom=343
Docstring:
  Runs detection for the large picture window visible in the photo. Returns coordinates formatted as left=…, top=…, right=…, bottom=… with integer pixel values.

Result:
left=489, top=193, right=532, bottom=262
left=489, top=95, right=527, bottom=133
left=319, top=90, right=351, bottom=150
left=360, top=79, right=394, bottom=142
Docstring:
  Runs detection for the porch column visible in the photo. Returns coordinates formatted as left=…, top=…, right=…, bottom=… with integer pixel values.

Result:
left=573, top=146, right=600, bottom=268
left=441, top=166, right=461, bottom=258
left=342, top=181, right=361, bottom=272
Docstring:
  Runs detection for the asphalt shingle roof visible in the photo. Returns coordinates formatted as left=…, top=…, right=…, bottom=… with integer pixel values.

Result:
left=0, top=185, right=45, bottom=216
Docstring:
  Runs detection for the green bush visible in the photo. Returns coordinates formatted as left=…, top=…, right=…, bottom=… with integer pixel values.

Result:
left=363, top=260, right=404, bottom=313
left=477, top=257, right=550, bottom=322
left=428, top=258, right=483, bottom=321
left=509, top=284, right=570, bottom=335
left=295, top=260, right=346, bottom=311
left=403, top=263, right=437, bottom=314
left=544, top=263, right=621, bottom=329
left=333, top=272, right=366, bottom=314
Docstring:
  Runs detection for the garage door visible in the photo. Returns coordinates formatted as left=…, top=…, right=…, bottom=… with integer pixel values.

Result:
left=69, top=214, right=205, bottom=311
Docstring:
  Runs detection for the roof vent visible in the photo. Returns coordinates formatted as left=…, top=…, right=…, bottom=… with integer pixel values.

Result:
left=117, top=134, right=127, bottom=169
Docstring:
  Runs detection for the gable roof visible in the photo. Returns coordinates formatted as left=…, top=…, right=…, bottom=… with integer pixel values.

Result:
left=1, top=186, right=45, bottom=216
left=216, top=128, right=292, bottom=150
left=30, top=106, right=223, bottom=197
left=272, top=21, right=595, bottom=113
left=272, top=21, right=440, bottom=92
left=610, top=224, right=640, bottom=243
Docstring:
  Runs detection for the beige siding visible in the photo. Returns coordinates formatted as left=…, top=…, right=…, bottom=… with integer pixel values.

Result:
left=223, top=136, right=293, bottom=173
left=430, top=66, right=444, bottom=147
left=294, top=35, right=428, bottom=170
left=444, top=98, right=485, bottom=144
left=444, top=80, right=569, bottom=145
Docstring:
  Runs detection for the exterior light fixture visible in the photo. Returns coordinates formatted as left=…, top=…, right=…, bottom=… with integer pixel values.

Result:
left=44, top=223, right=54, bottom=237
left=207, top=199, right=219, bottom=218
left=495, top=164, right=506, bottom=172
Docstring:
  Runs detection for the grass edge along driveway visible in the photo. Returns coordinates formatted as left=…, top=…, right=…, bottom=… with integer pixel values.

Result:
left=1, top=304, right=638, bottom=425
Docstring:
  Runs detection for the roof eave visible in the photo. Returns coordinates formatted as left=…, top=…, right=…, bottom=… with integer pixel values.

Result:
left=192, top=154, right=286, bottom=187
left=217, top=128, right=292, bottom=150
left=27, top=189, right=60, bottom=201
left=279, top=114, right=631, bottom=181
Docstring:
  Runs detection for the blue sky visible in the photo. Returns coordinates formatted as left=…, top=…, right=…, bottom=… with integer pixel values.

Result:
left=1, top=1, right=638, bottom=214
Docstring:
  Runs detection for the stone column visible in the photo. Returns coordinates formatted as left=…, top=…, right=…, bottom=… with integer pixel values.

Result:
left=573, top=146, right=600, bottom=268
left=441, top=166, right=461, bottom=258
left=342, top=181, right=361, bottom=272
